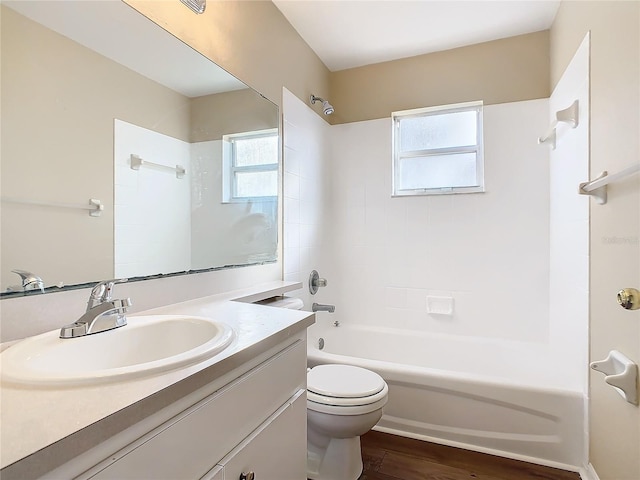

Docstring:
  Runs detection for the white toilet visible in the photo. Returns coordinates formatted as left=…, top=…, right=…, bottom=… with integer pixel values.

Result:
left=306, top=364, right=389, bottom=480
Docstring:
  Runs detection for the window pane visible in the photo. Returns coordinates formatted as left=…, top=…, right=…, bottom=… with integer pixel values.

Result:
left=234, top=136, right=278, bottom=167
left=399, top=110, right=477, bottom=152
left=398, top=153, right=478, bottom=190
left=235, top=170, right=277, bottom=197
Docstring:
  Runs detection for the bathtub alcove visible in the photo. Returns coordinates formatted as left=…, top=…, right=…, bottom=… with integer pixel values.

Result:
left=282, top=33, right=590, bottom=474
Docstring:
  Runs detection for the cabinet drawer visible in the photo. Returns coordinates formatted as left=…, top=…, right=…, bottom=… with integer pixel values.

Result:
left=203, top=390, right=306, bottom=480
left=89, top=340, right=306, bottom=480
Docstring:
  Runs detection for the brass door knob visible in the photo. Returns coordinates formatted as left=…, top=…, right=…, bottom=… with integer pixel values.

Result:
left=617, top=288, right=640, bottom=310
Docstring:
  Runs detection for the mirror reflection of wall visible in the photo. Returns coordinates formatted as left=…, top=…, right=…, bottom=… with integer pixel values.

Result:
left=114, top=120, right=192, bottom=279
left=0, top=2, right=279, bottom=293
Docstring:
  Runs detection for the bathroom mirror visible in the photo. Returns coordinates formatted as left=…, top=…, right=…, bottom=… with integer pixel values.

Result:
left=0, top=1, right=279, bottom=296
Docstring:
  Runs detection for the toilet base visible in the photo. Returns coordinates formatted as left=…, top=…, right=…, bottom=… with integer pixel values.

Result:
left=307, top=436, right=363, bottom=480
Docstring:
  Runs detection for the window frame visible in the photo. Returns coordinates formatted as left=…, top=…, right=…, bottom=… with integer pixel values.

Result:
left=392, top=100, right=484, bottom=197
left=222, top=128, right=279, bottom=203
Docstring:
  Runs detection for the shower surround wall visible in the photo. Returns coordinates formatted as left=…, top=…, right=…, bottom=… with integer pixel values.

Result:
left=328, top=100, right=551, bottom=341
left=283, top=93, right=589, bottom=394
left=548, top=35, right=590, bottom=396
left=282, top=88, right=332, bottom=310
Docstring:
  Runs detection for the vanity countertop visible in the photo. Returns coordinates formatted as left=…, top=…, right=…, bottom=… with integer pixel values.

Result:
left=0, top=281, right=314, bottom=478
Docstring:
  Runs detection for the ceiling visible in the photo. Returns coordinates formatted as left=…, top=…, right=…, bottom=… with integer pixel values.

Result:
left=272, top=0, right=561, bottom=72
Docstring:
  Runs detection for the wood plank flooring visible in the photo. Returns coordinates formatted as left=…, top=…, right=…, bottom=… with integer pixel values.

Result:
left=358, top=431, right=581, bottom=480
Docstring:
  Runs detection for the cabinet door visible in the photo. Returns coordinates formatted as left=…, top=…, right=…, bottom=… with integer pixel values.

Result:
left=217, top=390, right=306, bottom=480
left=88, top=341, right=306, bottom=480
left=200, top=465, right=224, bottom=480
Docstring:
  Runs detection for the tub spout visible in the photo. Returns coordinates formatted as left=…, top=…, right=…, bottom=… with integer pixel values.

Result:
left=312, top=303, right=335, bottom=313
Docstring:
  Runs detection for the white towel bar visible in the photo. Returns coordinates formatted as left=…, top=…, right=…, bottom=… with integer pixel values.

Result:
left=579, top=163, right=640, bottom=205
left=130, top=154, right=185, bottom=179
left=1, top=197, right=103, bottom=217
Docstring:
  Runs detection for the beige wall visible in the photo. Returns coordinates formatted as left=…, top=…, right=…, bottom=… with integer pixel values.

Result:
left=0, top=6, right=190, bottom=290
left=329, top=31, right=550, bottom=124
left=190, top=88, right=279, bottom=142
left=124, top=0, right=331, bottom=110
left=551, top=2, right=640, bottom=479
left=124, top=2, right=550, bottom=128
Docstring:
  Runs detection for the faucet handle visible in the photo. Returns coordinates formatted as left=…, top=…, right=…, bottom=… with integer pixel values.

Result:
left=87, top=278, right=128, bottom=310
left=309, top=270, right=328, bottom=295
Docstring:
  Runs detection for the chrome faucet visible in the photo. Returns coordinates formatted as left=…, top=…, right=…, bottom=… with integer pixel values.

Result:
left=7, top=269, right=45, bottom=293
left=312, top=303, right=335, bottom=313
left=60, top=279, right=132, bottom=338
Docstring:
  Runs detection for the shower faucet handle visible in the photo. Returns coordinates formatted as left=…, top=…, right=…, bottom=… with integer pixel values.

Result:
left=309, top=270, right=328, bottom=295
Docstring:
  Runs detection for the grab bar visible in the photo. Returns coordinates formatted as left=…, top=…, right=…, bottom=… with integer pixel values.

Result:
left=1, top=197, right=103, bottom=217
left=130, top=154, right=185, bottom=179
left=579, top=163, right=640, bottom=205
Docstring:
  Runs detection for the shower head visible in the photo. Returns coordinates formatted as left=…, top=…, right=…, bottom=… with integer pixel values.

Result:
left=310, top=94, right=335, bottom=115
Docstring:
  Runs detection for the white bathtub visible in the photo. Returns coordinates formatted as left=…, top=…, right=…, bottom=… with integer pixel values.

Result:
left=307, top=324, right=585, bottom=470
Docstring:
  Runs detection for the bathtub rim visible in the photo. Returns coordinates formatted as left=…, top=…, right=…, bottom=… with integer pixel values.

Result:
left=308, top=342, right=583, bottom=396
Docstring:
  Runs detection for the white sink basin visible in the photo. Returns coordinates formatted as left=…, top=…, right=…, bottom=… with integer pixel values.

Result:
left=0, top=315, right=235, bottom=387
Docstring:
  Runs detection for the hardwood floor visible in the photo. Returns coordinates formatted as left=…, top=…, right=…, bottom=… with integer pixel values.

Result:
left=358, top=431, right=581, bottom=480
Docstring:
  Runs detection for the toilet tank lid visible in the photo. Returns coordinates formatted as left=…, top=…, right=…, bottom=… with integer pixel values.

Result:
left=307, top=364, right=386, bottom=398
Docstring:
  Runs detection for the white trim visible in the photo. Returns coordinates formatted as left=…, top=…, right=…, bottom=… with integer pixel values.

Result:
left=391, top=101, right=485, bottom=196
left=373, top=426, right=583, bottom=475
left=579, top=463, right=601, bottom=480
left=393, top=100, right=483, bottom=117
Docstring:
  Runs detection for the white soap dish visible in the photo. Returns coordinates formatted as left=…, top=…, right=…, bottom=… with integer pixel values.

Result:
left=590, top=350, right=638, bottom=405
left=427, top=296, right=454, bottom=316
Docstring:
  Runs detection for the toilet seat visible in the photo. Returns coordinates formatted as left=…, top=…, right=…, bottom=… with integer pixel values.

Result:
left=308, top=364, right=386, bottom=398
left=307, top=365, right=389, bottom=415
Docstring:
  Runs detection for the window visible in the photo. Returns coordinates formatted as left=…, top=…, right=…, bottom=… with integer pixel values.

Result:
left=223, top=129, right=278, bottom=202
left=392, top=101, right=484, bottom=196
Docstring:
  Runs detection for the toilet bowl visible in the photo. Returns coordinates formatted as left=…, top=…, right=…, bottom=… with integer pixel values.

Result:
left=306, top=364, right=389, bottom=480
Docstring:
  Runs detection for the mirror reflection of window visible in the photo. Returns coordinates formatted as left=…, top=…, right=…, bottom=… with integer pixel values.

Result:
left=224, top=129, right=278, bottom=202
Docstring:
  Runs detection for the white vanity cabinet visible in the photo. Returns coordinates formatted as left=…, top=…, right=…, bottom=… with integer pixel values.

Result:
left=79, top=338, right=307, bottom=480
left=202, top=390, right=306, bottom=480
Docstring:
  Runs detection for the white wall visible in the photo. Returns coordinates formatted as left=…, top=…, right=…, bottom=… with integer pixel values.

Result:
left=282, top=88, right=332, bottom=312
left=327, top=100, right=551, bottom=343
left=114, top=120, right=191, bottom=278
left=548, top=35, right=590, bottom=395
